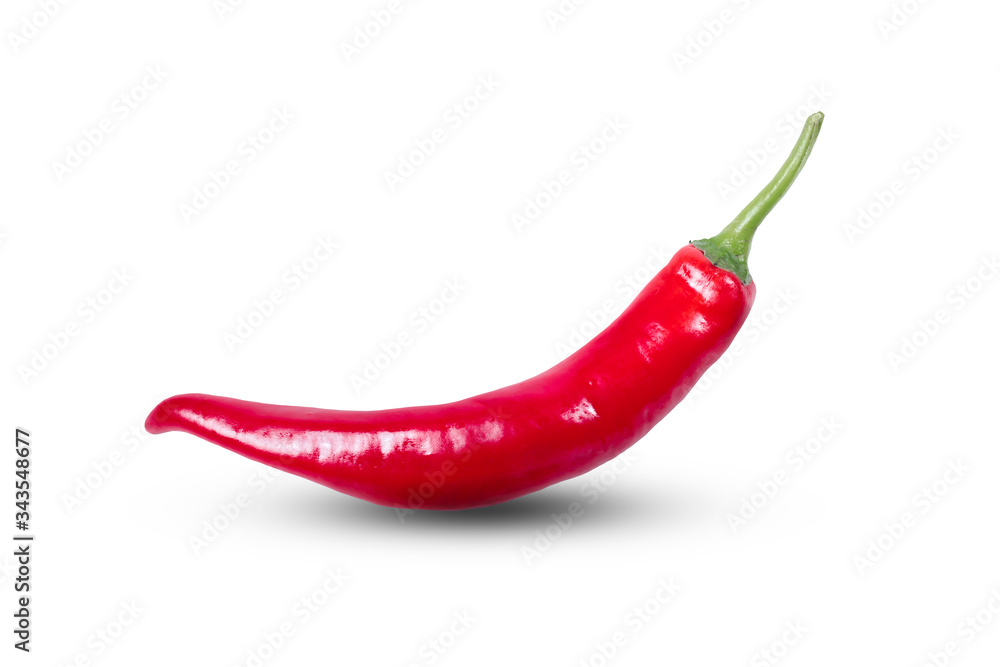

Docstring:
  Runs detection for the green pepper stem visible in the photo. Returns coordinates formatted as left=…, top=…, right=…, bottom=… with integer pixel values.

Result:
left=693, top=111, right=824, bottom=284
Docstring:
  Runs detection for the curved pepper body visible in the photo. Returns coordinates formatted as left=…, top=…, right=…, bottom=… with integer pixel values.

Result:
left=146, top=245, right=755, bottom=510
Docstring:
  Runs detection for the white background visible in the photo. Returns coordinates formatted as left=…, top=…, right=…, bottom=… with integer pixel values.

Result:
left=3, top=0, right=1000, bottom=665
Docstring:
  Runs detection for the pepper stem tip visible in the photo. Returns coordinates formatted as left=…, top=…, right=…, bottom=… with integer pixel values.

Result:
left=693, top=111, right=824, bottom=284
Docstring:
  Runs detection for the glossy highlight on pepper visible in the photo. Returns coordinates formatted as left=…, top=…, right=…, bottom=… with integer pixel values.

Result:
left=146, top=112, right=824, bottom=511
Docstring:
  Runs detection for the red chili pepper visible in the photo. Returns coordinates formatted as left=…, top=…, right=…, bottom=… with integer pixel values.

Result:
left=146, top=113, right=824, bottom=510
